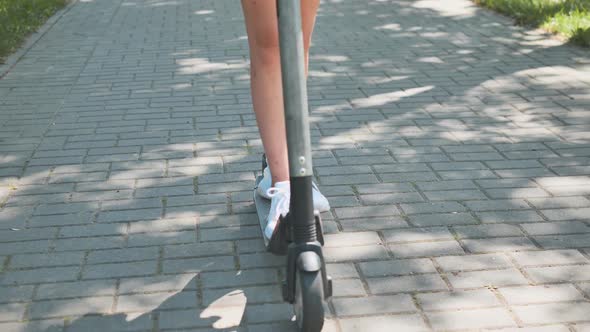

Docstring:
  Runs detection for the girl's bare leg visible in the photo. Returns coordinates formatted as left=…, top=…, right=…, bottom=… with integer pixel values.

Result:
left=241, top=0, right=320, bottom=186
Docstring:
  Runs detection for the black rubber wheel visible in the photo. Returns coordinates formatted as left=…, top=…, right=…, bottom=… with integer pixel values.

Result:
left=261, top=153, right=267, bottom=171
left=294, top=268, right=325, bottom=332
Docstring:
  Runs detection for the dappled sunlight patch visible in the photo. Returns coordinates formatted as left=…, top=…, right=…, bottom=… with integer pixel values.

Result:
left=119, top=274, right=197, bottom=320
left=412, top=0, right=478, bottom=18
left=200, top=290, right=247, bottom=328
left=194, top=10, right=214, bottom=15
left=416, top=56, right=444, bottom=64
left=374, top=23, right=402, bottom=31
left=176, top=58, right=248, bottom=75
left=147, top=0, right=181, bottom=7
left=310, top=54, right=349, bottom=62
left=351, top=86, right=434, bottom=108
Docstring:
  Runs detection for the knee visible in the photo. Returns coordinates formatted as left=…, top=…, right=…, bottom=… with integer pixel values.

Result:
left=251, top=34, right=281, bottom=68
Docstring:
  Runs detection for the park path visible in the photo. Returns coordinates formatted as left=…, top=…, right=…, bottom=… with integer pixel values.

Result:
left=1, top=0, right=590, bottom=331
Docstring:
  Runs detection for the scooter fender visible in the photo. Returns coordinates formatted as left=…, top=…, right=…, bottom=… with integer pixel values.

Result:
left=296, top=251, right=322, bottom=272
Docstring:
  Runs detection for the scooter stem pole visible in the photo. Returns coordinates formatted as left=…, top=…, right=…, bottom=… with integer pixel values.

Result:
left=277, top=0, right=313, bottom=178
left=277, top=0, right=317, bottom=244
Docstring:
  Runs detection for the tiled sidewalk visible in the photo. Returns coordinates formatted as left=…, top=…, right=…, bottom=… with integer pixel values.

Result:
left=1, top=0, right=590, bottom=331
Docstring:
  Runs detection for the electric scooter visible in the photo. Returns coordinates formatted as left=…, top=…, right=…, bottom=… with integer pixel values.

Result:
left=253, top=0, right=333, bottom=331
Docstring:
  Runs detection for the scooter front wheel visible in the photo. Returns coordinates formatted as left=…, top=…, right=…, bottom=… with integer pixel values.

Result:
left=294, top=268, right=325, bottom=332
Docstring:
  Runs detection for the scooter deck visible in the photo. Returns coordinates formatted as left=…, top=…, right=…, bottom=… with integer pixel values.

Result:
left=254, top=175, right=271, bottom=248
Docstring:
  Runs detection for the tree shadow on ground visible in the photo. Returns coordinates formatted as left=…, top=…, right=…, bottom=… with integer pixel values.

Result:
left=0, top=0, right=589, bottom=331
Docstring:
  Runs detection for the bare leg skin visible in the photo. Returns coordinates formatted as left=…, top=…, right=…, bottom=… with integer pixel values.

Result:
left=241, top=0, right=320, bottom=185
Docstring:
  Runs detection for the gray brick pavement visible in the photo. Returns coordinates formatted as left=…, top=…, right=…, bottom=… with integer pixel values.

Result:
left=1, top=0, right=589, bottom=330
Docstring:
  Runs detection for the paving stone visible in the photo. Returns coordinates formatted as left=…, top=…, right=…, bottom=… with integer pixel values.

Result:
left=453, top=223, right=523, bottom=238
left=163, top=256, right=235, bottom=274
left=0, top=286, right=34, bottom=303
left=339, top=216, right=408, bottom=231
left=462, top=237, right=538, bottom=253
left=245, top=303, right=293, bottom=324
left=0, top=320, right=64, bottom=332
left=29, top=296, right=114, bottom=319
left=116, top=290, right=196, bottom=312
left=9, top=252, right=83, bottom=269
left=417, top=289, right=501, bottom=310
left=87, top=247, right=159, bottom=264
left=64, top=314, right=152, bottom=332
left=325, top=264, right=358, bottom=280
left=513, top=302, right=590, bottom=324
left=199, top=226, right=259, bottom=241
left=97, top=208, right=162, bottom=223
left=510, top=249, right=588, bottom=266
left=408, top=212, right=478, bottom=226
left=164, top=241, right=233, bottom=259
left=59, top=223, right=127, bottom=238
left=525, top=265, right=590, bottom=283
left=127, top=230, right=196, bottom=247
left=36, top=280, right=117, bottom=300
left=541, top=208, right=590, bottom=221
left=424, top=189, right=487, bottom=201
left=578, top=282, right=590, bottom=297
left=2, top=266, right=79, bottom=285
left=331, top=279, right=367, bottom=297
left=0, top=302, right=26, bottom=321
left=535, top=234, right=590, bottom=249
left=477, top=210, right=544, bottom=223
left=0, top=227, right=56, bottom=243
left=367, top=274, right=448, bottom=294
left=333, top=294, right=416, bottom=316
left=400, top=201, right=467, bottom=214
left=527, top=196, right=590, bottom=209
left=360, top=192, right=423, bottom=205
left=324, top=231, right=382, bottom=248
left=435, top=253, right=512, bottom=272
left=53, top=236, right=125, bottom=251
left=382, top=227, right=454, bottom=243
left=201, top=269, right=278, bottom=289
left=521, top=221, right=590, bottom=235
left=464, top=199, right=531, bottom=211
left=499, top=284, right=585, bottom=304
left=359, top=258, right=437, bottom=277
left=426, top=308, right=516, bottom=330
left=29, top=212, right=94, bottom=227
left=118, top=274, right=197, bottom=295
left=238, top=252, right=284, bottom=269
left=487, top=326, right=570, bottom=332
left=339, top=314, right=429, bottom=332
left=82, top=261, right=157, bottom=279
left=389, top=240, right=465, bottom=258
left=447, top=268, right=530, bottom=288
left=323, top=244, right=390, bottom=262
left=202, top=286, right=281, bottom=307
left=334, top=206, right=400, bottom=219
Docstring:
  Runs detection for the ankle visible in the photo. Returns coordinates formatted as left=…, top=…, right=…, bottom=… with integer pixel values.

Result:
left=272, top=180, right=290, bottom=188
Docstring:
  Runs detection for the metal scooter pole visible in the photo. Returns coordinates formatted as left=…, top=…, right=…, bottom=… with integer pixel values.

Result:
left=276, top=1, right=332, bottom=331
left=277, top=0, right=315, bottom=244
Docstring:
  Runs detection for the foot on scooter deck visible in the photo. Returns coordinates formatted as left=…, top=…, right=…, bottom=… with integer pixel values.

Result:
left=254, top=175, right=326, bottom=255
left=254, top=175, right=271, bottom=249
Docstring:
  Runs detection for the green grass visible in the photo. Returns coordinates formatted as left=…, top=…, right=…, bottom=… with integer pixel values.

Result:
left=474, top=0, right=590, bottom=47
left=0, top=0, right=67, bottom=63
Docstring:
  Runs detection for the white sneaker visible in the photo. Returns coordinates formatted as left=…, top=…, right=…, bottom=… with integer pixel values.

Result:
left=256, top=166, right=330, bottom=212
left=264, top=181, right=290, bottom=240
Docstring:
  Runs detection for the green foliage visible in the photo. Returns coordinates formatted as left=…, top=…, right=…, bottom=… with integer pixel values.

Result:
left=474, top=0, right=590, bottom=47
left=0, top=0, right=67, bottom=62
